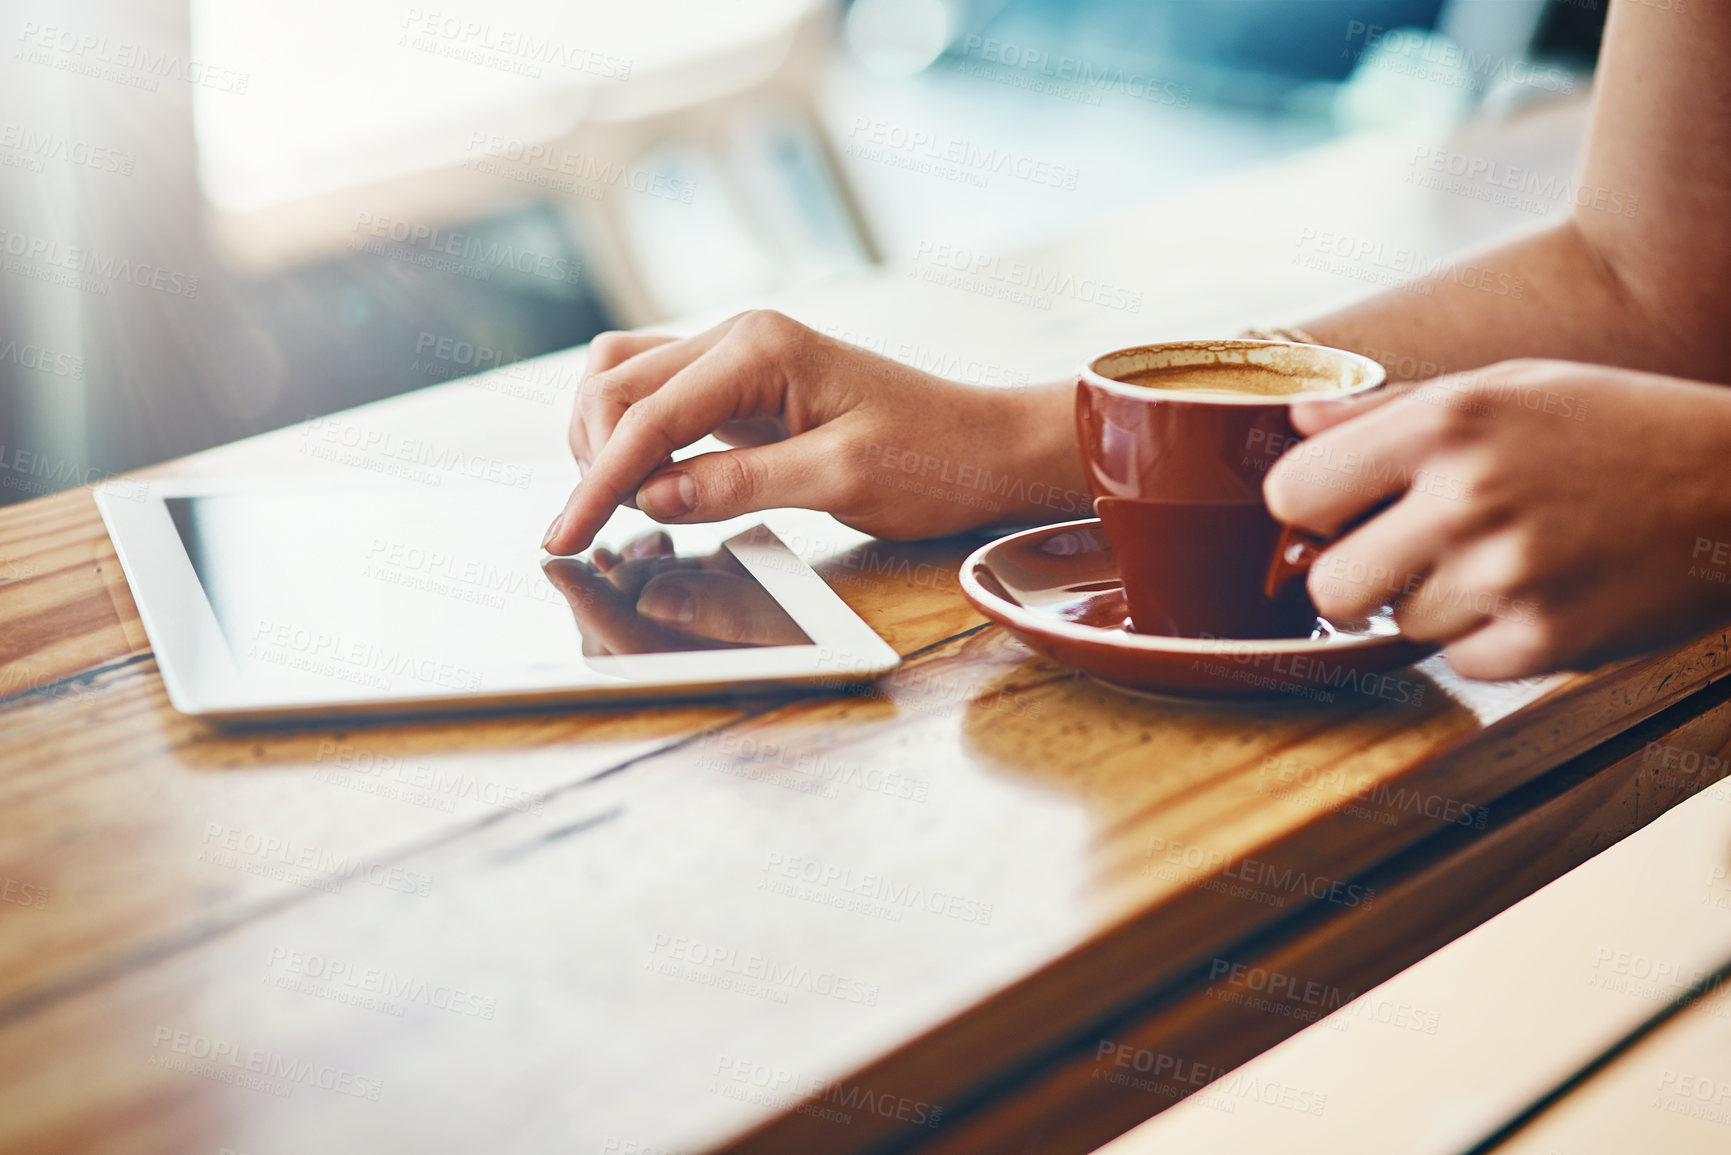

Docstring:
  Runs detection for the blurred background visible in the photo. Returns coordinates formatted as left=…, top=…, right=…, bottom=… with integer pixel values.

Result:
left=0, top=0, right=1607, bottom=504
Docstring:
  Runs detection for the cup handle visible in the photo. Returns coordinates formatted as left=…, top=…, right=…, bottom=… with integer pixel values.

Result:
left=1265, top=525, right=1329, bottom=601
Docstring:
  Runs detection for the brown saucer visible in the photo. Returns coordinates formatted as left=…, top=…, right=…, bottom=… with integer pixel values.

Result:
left=959, top=520, right=1432, bottom=701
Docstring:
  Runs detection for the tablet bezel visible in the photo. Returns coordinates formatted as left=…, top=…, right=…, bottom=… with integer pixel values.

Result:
left=95, top=477, right=901, bottom=724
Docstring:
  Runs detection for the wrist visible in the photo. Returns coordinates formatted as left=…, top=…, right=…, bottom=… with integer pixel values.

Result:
left=994, top=380, right=1092, bottom=524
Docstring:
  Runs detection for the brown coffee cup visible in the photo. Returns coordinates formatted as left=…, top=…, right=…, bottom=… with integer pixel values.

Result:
left=1075, top=340, right=1387, bottom=640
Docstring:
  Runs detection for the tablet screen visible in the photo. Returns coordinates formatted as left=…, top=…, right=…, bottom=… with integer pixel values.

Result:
left=165, top=482, right=811, bottom=691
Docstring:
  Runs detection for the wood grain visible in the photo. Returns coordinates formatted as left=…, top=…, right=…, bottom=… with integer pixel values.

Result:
left=1094, top=706, right=1731, bottom=1155
left=915, top=684, right=1731, bottom=1155
left=0, top=490, right=149, bottom=696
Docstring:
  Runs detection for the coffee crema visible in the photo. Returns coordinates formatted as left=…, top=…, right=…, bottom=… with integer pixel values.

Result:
left=1113, top=363, right=1335, bottom=398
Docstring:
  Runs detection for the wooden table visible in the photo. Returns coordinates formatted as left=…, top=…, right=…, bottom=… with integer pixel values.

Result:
left=5, top=98, right=1729, bottom=1155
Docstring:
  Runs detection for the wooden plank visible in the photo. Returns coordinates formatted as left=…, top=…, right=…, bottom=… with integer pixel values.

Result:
left=912, top=685, right=1731, bottom=1155
left=0, top=490, right=149, bottom=695
left=722, top=642, right=1731, bottom=1155
left=1486, top=960, right=1731, bottom=1153
left=1091, top=712, right=1731, bottom=1155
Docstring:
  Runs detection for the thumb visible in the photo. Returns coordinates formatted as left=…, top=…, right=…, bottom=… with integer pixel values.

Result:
left=637, top=572, right=809, bottom=646
left=632, top=430, right=855, bottom=525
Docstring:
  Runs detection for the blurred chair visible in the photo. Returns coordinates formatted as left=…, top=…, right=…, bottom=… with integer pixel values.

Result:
left=194, top=0, right=875, bottom=326
left=538, top=3, right=878, bottom=325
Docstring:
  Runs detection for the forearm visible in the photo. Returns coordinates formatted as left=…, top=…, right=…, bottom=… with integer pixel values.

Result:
left=1298, top=217, right=1729, bottom=386
left=1302, top=0, right=1731, bottom=386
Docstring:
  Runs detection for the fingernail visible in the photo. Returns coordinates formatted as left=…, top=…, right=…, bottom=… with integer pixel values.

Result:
left=541, top=512, right=565, bottom=551
left=638, top=586, right=696, bottom=625
left=637, top=473, right=696, bottom=520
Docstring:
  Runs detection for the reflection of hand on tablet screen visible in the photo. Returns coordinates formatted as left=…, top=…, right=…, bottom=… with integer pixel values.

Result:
left=543, top=531, right=810, bottom=656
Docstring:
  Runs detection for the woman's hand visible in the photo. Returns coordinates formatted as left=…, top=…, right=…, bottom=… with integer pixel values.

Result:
left=541, top=531, right=808, bottom=654
left=541, top=310, right=1089, bottom=555
left=592, top=531, right=810, bottom=647
left=1264, top=360, right=1731, bottom=681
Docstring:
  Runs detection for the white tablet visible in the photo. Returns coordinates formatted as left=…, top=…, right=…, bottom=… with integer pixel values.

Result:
left=96, top=476, right=899, bottom=724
